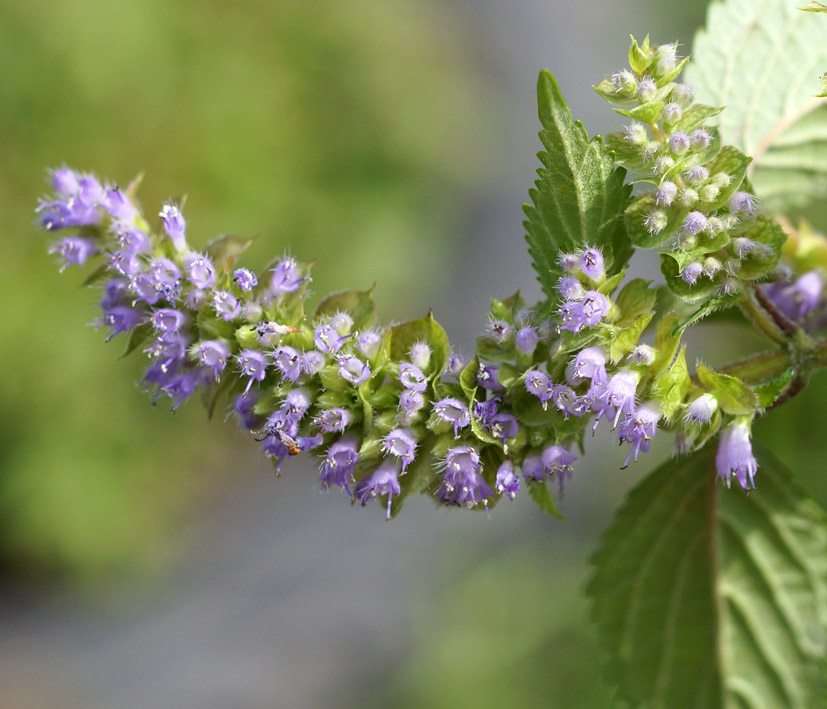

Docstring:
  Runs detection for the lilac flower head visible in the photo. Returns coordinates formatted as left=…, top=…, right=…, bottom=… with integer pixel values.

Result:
left=683, top=211, right=707, bottom=236
left=789, top=271, right=825, bottom=319
left=474, top=397, right=500, bottom=427
left=409, top=342, right=431, bottom=370
left=357, top=330, right=382, bottom=360
left=571, top=346, right=607, bottom=385
left=436, top=446, right=492, bottom=510
left=487, top=318, right=512, bottom=343
left=448, top=354, right=466, bottom=378
left=673, top=84, right=694, bottom=104
left=330, top=311, right=354, bottom=336
left=399, top=363, right=427, bottom=392
left=284, top=387, right=312, bottom=421
left=49, top=236, right=97, bottom=272
left=237, top=349, right=268, bottom=395
left=109, top=250, right=142, bottom=277
left=213, top=291, right=240, bottom=321
left=624, top=122, right=648, bottom=145
left=656, top=180, right=678, bottom=207
left=558, top=291, right=609, bottom=333
left=101, top=305, right=143, bottom=342
left=337, top=354, right=371, bottom=385
left=685, top=393, right=717, bottom=425
left=690, top=129, right=712, bottom=149
left=51, top=167, right=81, bottom=196
left=196, top=340, right=230, bottom=380
left=580, top=246, right=605, bottom=281
left=354, top=460, right=401, bottom=519
left=495, top=460, right=520, bottom=500
left=557, top=275, right=584, bottom=301
left=314, top=323, right=345, bottom=354
left=716, top=420, right=758, bottom=490
left=668, top=132, right=690, bottom=155
left=552, top=384, right=585, bottom=419
left=433, top=398, right=471, bottom=438
left=184, top=254, right=216, bottom=290
left=729, top=191, right=757, bottom=218
left=233, top=268, right=258, bottom=292
left=101, top=278, right=129, bottom=310
left=685, top=165, right=709, bottom=185
left=477, top=362, right=504, bottom=391
left=314, top=408, right=352, bottom=434
left=557, top=252, right=580, bottom=274
left=488, top=413, right=519, bottom=447
left=630, top=344, right=657, bottom=367
left=116, top=226, right=151, bottom=255
left=302, top=350, right=326, bottom=375
left=525, top=370, right=554, bottom=408
left=662, top=102, right=682, bottom=123
left=151, top=308, right=187, bottom=334
left=78, top=175, right=105, bottom=207
left=270, top=258, right=304, bottom=295
left=104, top=187, right=137, bottom=221
left=541, top=444, right=577, bottom=479
left=319, top=436, right=360, bottom=494
left=162, top=370, right=204, bottom=411
left=637, top=75, right=656, bottom=101
left=234, top=392, right=262, bottom=430
left=399, top=390, right=425, bottom=425
left=681, top=262, right=704, bottom=286
left=159, top=202, right=186, bottom=250
left=618, top=403, right=661, bottom=467
left=593, top=369, right=639, bottom=429
left=274, top=345, right=302, bottom=382
left=733, top=238, right=758, bottom=259
left=130, top=274, right=161, bottom=306
left=522, top=454, right=545, bottom=482
left=381, top=428, right=417, bottom=472
left=515, top=326, right=539, bottom=355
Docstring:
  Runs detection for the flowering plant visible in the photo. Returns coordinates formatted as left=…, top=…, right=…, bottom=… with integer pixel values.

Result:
left=34, top=0, right=827, bottom=704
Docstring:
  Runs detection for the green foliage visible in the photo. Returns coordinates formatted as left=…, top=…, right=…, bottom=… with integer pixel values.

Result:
left=523, top=71, right=633, bottom=297
left=686, top=0, right=827, bottom=210
left=314, top=286, right=377, bottom=330
left=589, top=446, right=827, bottom=708
left=526, top=480, right=564, bottom=520
left=696, top=365, right=759, bottom=415
left=388, top=312, right=450, bottom=376
left=650, top=346, right=690, bottom=420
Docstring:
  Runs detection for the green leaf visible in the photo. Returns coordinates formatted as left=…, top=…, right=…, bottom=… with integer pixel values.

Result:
left=388, top=311, right=450, bottom=376
left=314, top=286, right=377, bottom=331
left=588, top=446, right=827, bottom=708
left=527, top=480, right=564, bottom=520
left=801, top=1, right=827, bottom=12
left=629, top=34, right=653, bottom=75
left=616, top=101, right=664, bottom=124
left=120, top=322, right=152, bottom=358
left=701, top=146, right=752, bottom=210
left=523, top=70, right=633, bottom=297
left=204, top=234, right=256, bottom=272
left=651, top=313, right=682, bottom=377
left=754, top=367, right=796, bottom=407
left=650, top=346, right=690, bottom=420
left=614, top=278, right=657, bottom=326
left=697, top=364, right=759, bottom=415
left=686, top=0, right=827, bottom=210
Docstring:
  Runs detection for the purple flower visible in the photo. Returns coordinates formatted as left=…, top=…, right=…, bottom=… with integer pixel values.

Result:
left=109, top=250, right=143, bottom=277
left=49, top=236, right=97, bottom=272
left=580, top=246, right=605, bottom=281
left=237, top=349, right=268, bottom=395
left=319, top=437, right=360, bottom=494
left=184, top=254, right=216, bottom=290
left=477, top=362, right=504, bottom=391
left=637, top=75, right=656, bottom=101
left=314, top=323, right=344, bottom=354
left=129, top=274, right=161, bottom=306
left=557, top=276, right=584, bottom=301
left=314, top=408, right=352, bottom=434
left=104, top=187, right=136, bottom=221
left=144, top=332, right=189, bottom=371
left=716, top=420, right=757, bottom=490
left=681, top=262, right=704, bottom=285
left=447, top=354, right=465, bottom=378
left=399, top=363, right=427, bottom=392
left=515, top=326, right=539, bottom=355
left=213, top=291, right=240, bottom=321
left=302, top=350, right=326, bottom=375
left=233, top=268, right=258, bottom=292
left=357, top=330, right=382, bottom=360
left=274, top=346, right=302, bottom=382
left=522, top=454, right=545, bottom=482
left=77, top=175, right=105, bottom=206
left=409, top=342, right=431, bottom=370
left=668, top=132, right=690, bottom=155
left=101, top=278, right=129, bottom=310
left=618, top=403, right=661, bottom=467
left=159, top=202, right=186, bottom=250
left=488, top=413, right=519, bottom=447
left=766, top=270, right=825, bottom=321
left=552, top=384, right=584, bottom=419
left=558, top=252, right=580, bottom=274
left=729, top=191, right=757, bottom=218
left=150, top=257, right=181, bottom=290
left=662, top=102, right=682, bottom=123
left=685, top=393, right=718, bottom=425
left=690, top=129, right=712, bottom=149
left=592, top=369, right=639, bottom=429
left=436, top=446, right=493, bottom=510
left=474, top=397, right=500, bottom=427
left=354, top=460, right=401, bottom=519
left=270, top=258, right=304, bottom=295
left=685, top=165, right=709, bottom=185
left=196, top=340, right=230, bottom=380
left=330, top=312, right=354, bottom=336
left=541, top=444, right=577, bottom=487
left=683, top=211, right=707, bottom=235
left=100, top=305, right=143, bottom=341
left=570, top=346, right=608, bottom=388
left=162, top=370, right=204, bottom=411
left=399, top=390, right=425, bottom=425
left=151, top=308, right=187, bottom=334
left=234, top=392, right=262, bottom=430
left=487, top=318, right=512, bottom=343
left=525, top=370, right=554, bottom=408
left=656, top=181, right=678, bottom=207
left=36, top=197, right=99, bottom=231
left=51, top=167, right=81, bottom=196
left=495, top=460, right=519, bottom=500
left=116, top=226, right=151, bottom=255
left=338, top=354, right=371, bottom=385
left=433, top=398, right=471, bottom=438
left=558, top=291, right=609, bottom=333
left=381, top=428, right=417, bottom=472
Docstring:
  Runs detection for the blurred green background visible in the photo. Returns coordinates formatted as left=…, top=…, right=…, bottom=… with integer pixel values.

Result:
left=3, top=0, right=827, bottom=707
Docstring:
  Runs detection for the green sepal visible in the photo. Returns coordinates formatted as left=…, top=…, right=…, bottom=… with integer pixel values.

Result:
left=625, top=193, right=687, bottom=248
left=204, top=234, right=256, bottom=273
left=388, top=311, right=450, bottom=377
left=315, top=389, right=354, bottom=411
left=628, top=34, right=652, bottom=75
left=196, top=311, right=235, bottom=340
left=817, top=72, right=827, bottom=98
left=527, top=479, right=564, bottom=520
left=314, top=286, right=377, bottom=331
left=672, top=103, right=723, bottom=133
left=615, top=101, right=664, bottom=124
left=696, top=364, right=759, bottom=415
left=754, top=367, right=795, bottom=408
left=650, top=345, right=690, bottom=420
